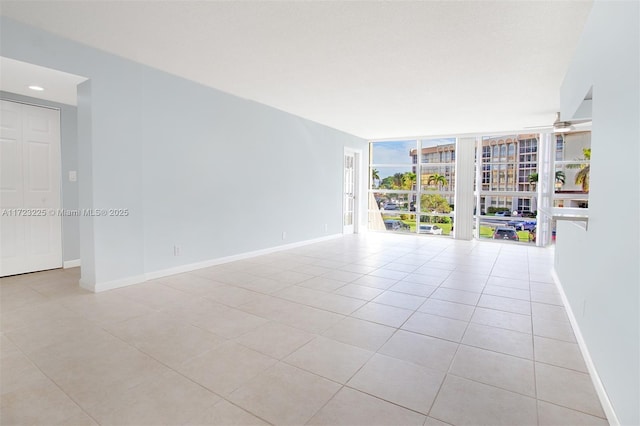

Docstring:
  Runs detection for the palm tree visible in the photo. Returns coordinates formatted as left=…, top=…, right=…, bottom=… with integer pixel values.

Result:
left=569, top=148, right=591, bottom=191
left=427, top=173, right=448, bottom=189
left=528, top=171, right=565, bottom=188
left=402, top=172, right=417, bottom=190
left=371, top=168, right=380, bottom=188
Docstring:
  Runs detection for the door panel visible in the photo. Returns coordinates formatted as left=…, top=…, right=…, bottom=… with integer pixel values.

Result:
left=0, top=100, right=62, bottom=276
left=343, top=151, right=357, bottom=234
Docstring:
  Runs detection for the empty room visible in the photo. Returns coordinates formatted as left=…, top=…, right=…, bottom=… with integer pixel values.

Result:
left=0, top=1, right=638, bottom=425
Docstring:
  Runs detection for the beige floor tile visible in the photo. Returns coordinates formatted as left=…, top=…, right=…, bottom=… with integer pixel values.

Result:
left=449, top=345, right=536, bottom=396
left=483, top=284, right=531, bottom=301
left=532, top=317, right=577, bottom=342
left=530, top=291, right=564, bottom=306
left=234, top=321, right=315, bottom=359
left=372, top=290, right=426, bottom=310
left=333, top=284, right=384, bottom=300
left=59, top=292, right=157, bottom=325
left=322, top=316, right=395, bottom=351
left=462, top=323, right=533, bottom=359
left=229, top=362, right=340, bottom=425
left=105, top=312, right=226, bottom=367
left=530, top=282, right=559, bottom=294
left=202, top=285, right=262, bottom=307
left=275, top=303, right=346, bottom=334
left=347, top=353, right=444, bottom=414
left=429, top=375, right=537, bottom=426
left=308, top=387, right=425, bottom=425
left=486, top=276, right=530, bottom=290
left=113, top=281, right=201, bottom=309
left=418, top=298, right=475, bottom=321
left=235, top=276, right=293, bottom=294
left=187, top=399, right=270, bottom=425
left=351, top=275, right=398, bottom=290
left=321, top=269, right=363, bottom=283
left=1, top=377, right=88, bottom=426
left=311, top=292, right=367, bottom=315
left=389, top=281, right=437, bottom=297
left=0, top=286, right=49, bottom=313
left=275, top=285, right=325, bottom=304
left=5, top=315, right=103, bottom=355
left=155, top=272, right=226, bottom=295
left=190, top=304, right=269, bottom=338
left=430, top=287, right=480, bottom=306
left=268, top=270, right=314, bottom=285
left=1, top=300, right=83, bottom=333
left=535, top=362, right=605, bottom=417
left=298, top=276, right=347, bottom=292
left=32, top=336, right=170, bottom=406
left=378, top=330, right=458, bottom=372
left=178, top=341, right=276, bottom=396
left=532, top=302, right=570, bottom=322
left=440, top=278, right=486, bottom=293
left=424, top=417, right=453, bottom=425
left=534, top=335, right=588, bottom=372
left=369, top=268, right=408, bottom=281
left=402, top=312, right=468, bottom=342
left=537, top=400, right=608, bottom=426
left=351, top=302, right=413, bottom=328
left=401, top=273, right=447, bottom=286
left=470, top=307, right=532, bottom=334
left=83, top=370, right=219, bottom=425
left=339, top=263, right=378, bottom=274
left=284, top=336, right=372, bottom=383
left=477, top=294, right=531, bottom=315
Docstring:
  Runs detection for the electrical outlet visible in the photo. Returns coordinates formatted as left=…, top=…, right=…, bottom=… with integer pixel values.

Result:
left=282, top=231, right=287, bottom=240
left=174, top=245, right=181, bottom=256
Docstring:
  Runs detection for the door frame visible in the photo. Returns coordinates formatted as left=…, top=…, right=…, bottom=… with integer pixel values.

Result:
left=343, top=147, right=362, bottom=234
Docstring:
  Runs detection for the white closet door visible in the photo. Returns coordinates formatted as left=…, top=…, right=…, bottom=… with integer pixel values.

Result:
left=1, top=100, right=62, bottom=277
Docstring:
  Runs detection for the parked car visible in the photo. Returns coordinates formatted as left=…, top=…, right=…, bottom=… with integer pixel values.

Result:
left=384, top=219, right=409, bottom=231
left=383, top=203, right=399, bottom=210
left=494, top=211, right=511, bottom=217
left=493, top=227, right=519, bottom=241
left=507, top=219, right=536, bottom=231
left=419, top=224, right=443, bottom=235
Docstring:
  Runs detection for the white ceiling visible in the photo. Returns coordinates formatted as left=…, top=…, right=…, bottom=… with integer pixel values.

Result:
left=0, top=1, right=593, bottom=139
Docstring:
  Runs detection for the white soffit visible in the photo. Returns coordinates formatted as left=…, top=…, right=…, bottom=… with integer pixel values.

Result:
left=0, top=1, right=593, bottom=138
left=0, top=57, right=87, bottom=106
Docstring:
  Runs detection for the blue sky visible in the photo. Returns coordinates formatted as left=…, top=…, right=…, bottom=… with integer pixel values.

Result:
left=371, top=139, right=455, bottom=180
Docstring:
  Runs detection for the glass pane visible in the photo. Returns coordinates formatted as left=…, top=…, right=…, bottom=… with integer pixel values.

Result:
left=371, top=166, right=417, bottom=191
left=420, top=164, right=455, bottom=192
left=371, top=140, right=416, bottom=165
left=419, top=138, right=456, bottom=164
left=370, top=192, right=413, bottom=212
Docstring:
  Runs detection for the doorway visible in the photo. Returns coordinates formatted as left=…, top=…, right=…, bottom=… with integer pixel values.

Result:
left=0, top=99, right=63, bottom=276
left=343, top=148, right=361, bottom=234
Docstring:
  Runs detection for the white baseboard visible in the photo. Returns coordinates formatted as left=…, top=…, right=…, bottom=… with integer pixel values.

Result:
left=80, top=274, right=146, bottom=293
left=551, top=268, right=619, bottom=425
left=63, top=259, right=81, bottom=269
left=145, top=233, right=342, bottom=281
left=85, top=234, right=342, bottom=292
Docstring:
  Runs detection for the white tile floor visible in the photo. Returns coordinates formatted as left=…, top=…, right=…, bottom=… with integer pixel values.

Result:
left=0, top=233, right=609, bottom=425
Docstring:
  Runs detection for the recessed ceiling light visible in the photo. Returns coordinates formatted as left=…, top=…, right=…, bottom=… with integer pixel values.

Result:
left=28, top=85, right=44, bottom=91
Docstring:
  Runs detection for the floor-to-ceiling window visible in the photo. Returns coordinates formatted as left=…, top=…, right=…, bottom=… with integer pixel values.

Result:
left=369, top=139, right=455, bottom=236
left=474, top=134, right=538, bottom=242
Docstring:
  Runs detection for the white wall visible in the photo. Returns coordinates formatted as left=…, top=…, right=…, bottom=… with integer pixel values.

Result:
left=556, top=1, right=639, bottom=424
left=0, top=17, right=367, bottom=290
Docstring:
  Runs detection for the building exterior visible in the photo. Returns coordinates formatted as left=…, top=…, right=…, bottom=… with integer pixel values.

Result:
left=408, top=132, right=590, bottom=213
